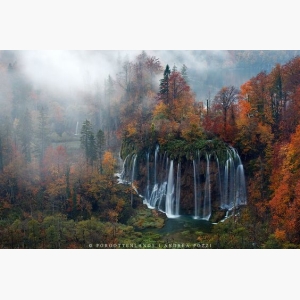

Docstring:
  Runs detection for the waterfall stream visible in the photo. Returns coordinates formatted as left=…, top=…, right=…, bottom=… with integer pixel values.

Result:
left=117, top=144, right=247, bottom=221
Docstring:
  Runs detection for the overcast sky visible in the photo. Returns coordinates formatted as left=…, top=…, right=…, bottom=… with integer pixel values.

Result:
left=7, top=50, right=230, bottom=96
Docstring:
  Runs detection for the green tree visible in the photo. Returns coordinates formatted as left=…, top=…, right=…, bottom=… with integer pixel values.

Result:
left=159, top=64, right=171, bottom=105
left=80, top=120, right=96, bottom=165
left=28, top=219, right=41, bottom=248
left=45, top=225, right=59, bottom=248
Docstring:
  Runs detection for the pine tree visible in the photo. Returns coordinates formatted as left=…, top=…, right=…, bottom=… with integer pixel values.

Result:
left=89, top=131, right=97, bottom=164
left=181, top=64, right=188, bottom=83
left=80, top=120, right=96, bottom=165
left=159, top=64, right=171, bottom=105
left=172, top=64, right=177, bottom=72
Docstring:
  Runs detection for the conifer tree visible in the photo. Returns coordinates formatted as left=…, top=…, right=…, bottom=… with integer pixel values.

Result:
left=80, top=120, right=96, bottom=165
left=181, top=64, right=188, bottom=83
left=159, top=64, right=171, bottom=105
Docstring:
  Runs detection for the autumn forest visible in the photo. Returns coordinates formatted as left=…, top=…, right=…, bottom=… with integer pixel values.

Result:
left=1, top=50, right=300, bottom=249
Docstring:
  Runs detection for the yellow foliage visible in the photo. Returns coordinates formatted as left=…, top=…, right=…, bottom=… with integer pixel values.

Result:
left=126, top=121, right=137, bottom=137
left=152, top=101, right=168, bottom=120
left=179, top=112, right=203, bottom=142
left=102, top=151, right=116, bottom=176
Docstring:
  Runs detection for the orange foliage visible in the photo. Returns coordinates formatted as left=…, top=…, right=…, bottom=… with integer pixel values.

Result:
left=152, top=101, right=168, bottom=120
left=126, top=121, right=138, bottom=137
left=236, top=99, right=251, bottom=125
left=180, top=112, right=203, bottom=142
left=102, top=151, right=116, bottom=176
left=269, top=125, right=300, bottom=243
left=240, top=80, right=253, bottom=98
left=274, top=229, right=286, bottom=242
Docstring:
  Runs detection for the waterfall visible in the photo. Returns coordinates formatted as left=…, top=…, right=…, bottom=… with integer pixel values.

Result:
left=216, top=155, right=223, bottom=208
left=148, top=182, right=167, bottom=209
left=117, top=143, right=247, bottom=222
left=223, top=157, right=229, bottom=208
left=154, top=144, right=159, bottom=185
left=220, top=148, right=247, bottom=209
left=193, top=159, right=199, bottom=219
left=235, top=152, right=247, bottom=206
left=157, top=154, right=169, bottom=211
left=130, top=154, right=137, bottom=207
left=202, top=153, right=211, bottom=220
left=165, top=160, right=175, bottom=217
left=146, top=151, right=150, bottom=200
left=175, top=162, right=181, bottom=216
left=229, top=151, right=235, bottom=209
left=222, top=151, right=235, bottom=209
left=116, top=154, right=129, bottom=184
left=143, top=146, right=167, bottom=210
left=236, top=164, right=247, bottom=205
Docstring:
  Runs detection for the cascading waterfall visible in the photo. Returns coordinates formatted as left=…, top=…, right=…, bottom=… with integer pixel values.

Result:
left=234, top=149, right=247, bottom=206
left=154, top=144, right=159, bottom=185
left=117, top=154, right=129, bottom=184
left=165, top=160, right=175, bottom=217
left=229, top=151, right=235, bottom=209
left=216, top=155, right=223, bottom=207
left=146, top=151, right=150, bottom=201
left=223, top=157, right=229, bottom=208
left=236, top=164, right=247, bottom=205
left=144, top=145, right=160, bottom=208
left=118, top=153, right=137, bottom=183
left=202, top=153, right=211, bottom=220
left=175, top=162, right=181, bottom=216
left=130, top=154, right=137, bottom=206
left=193, top=159, right=199, bottom=219
left=157, top=154, right=169, bottom=212
left=117, top=153, right=139, bottom=207
left=117, top=143, right=247, bottom=221
left=219, top=148, right=248, bottom=210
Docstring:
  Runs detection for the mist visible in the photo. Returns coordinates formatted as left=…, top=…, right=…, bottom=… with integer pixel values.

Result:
left=1, top=49, right=300, bottom=133
left=17, top=50, right=139, bottom=95
left=2, top=50, right=241, bottom=99
left=3, top=50, right=297, bottom=103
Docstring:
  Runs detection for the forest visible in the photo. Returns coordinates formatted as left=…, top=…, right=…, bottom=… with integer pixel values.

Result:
left=0, top=50, right=300, bottom=249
